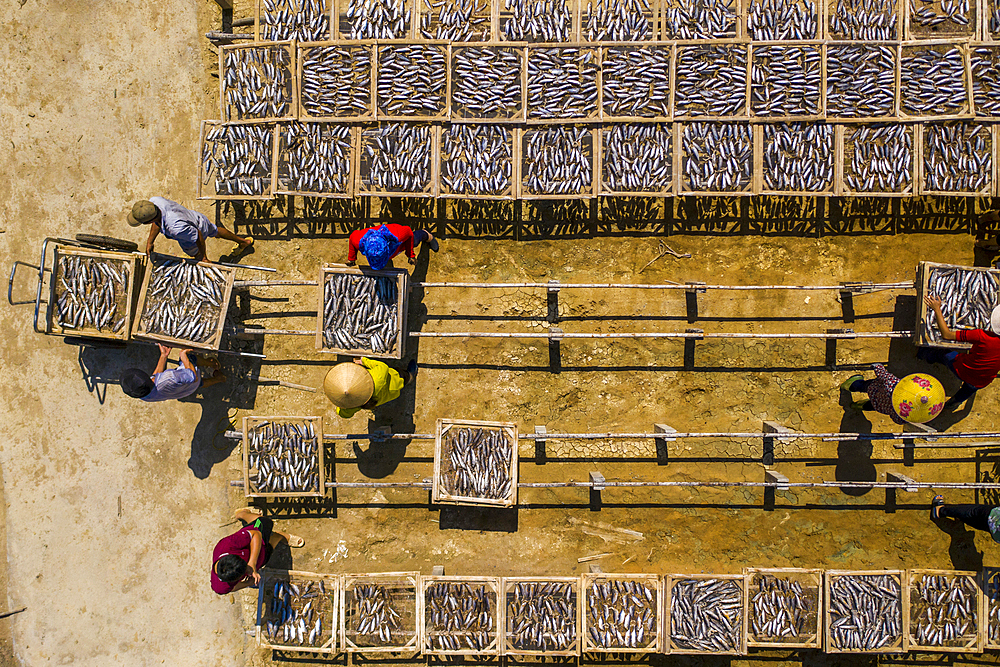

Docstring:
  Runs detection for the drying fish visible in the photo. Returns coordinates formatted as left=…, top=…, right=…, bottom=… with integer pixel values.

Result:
left=500, top=0, right=572, bottom=41
left=526, top=47, right=598, bottom=120
left=377, top=44, right=448, bottom=117
left=440, top=427, right=514, bottom=501
left=751, top=45, right=822, bottom=117
left=682, top=123, right=752, bottom=192
left=602, top=124, right=672, bottom=193
left=522, top=126, right=594, bottom=197
left=923, top=266, right=999, bottom=343
left=829, top=0, right=898, bottom=38
left=827, top=574, right=902, bottom=651
left=360, top=124, right=434, bottom=194
left=451, top=46, right=523, bottom=119
left=441, top=125, right=513, bottom=197
left=762, top=123, right=834, bottom=193
left=581, top=0, right=653, bottom=41
left=259, top=0, right=331, bottom=41
left=747, top=0, right=818, bottom=38
left=662, top=0, right=737, bottom=38
left=992, top=6, right=1000, bottom=37
left=277, top=123, right=352, bottom=195
left=908, top=0, right=974, bottom=34
left=844, top=125, right=913, bottom=194
left=246, top=419, right=321, bottom=494
left=322, top=273, right=400, bottom=354
left=671, top=578, right=743, bottom=652
left=923, top=123, right=992, bottom=193
left=262, top=577, right=334, bottom=648
left=347, top=583, right=406, bottom=646
left=972, top=47, right=1000, bottom=117
left=300, top=44, right=373, bottom=118
left=506, top=582, right=576, bottom=652
left=425, top=582, right=496, bottom=651
left=827, top=44, right=896, bottom=118
left=586, top=578, right=657, bottom=649
left=222, top=45, right=294, bottom=122
left=909, top=573, right=979, bottom=648
left=602, top=46, right=670, bottom=118
left=138, top=257, right=227, bottom=345
left=54, top=255, right=130, bottom=334
left=341, top=0, right=410, bottom=38
left=901, top=46, right=968, bottom=116
left=202, top=124, right=274, bottom=198
left=675, top=45, right=747, bottom=117
left=748, top=574, right=817, bottom=642
left=419, top=0, right=491, bottom=40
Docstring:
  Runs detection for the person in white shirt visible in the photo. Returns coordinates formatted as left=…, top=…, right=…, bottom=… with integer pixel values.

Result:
left=127, top=197, right=253, bottom=262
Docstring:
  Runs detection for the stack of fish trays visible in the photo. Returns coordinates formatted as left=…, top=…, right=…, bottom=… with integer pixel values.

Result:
left=420, top=576, right=501, bottom=654
left=981, top=567, right=1000, bottom=649
left=219, top=41, right=299, bottom=123
left=598, top=124, right=674, bottom=196
left=827, top=0, right=899, bottom=40
left=432, top=418, right=519, bottom=507
left=416, top=0, right=493, bottom=40
left=914, top=261, right=1000, bottom=349
left=497, top=0, right=578, bottom=43
left=297, top=41, right=376, bottom=121
left=376, top=41, right=451, bottom=120
left=333, top=0, right=415, bottom=39
left=255, top=0, right=334, bottom=41
left=198, top=120, right=278, bottom=200
left=316, top=264, right=408, bottom=359
left=904, top=0, right=976, bottom=39
left=905, top=569, right=982, bottom=653
left=824, top=570, right=905, bottom=653
left=450, top=43, right=527, bottom=122
left=274, top=122, right=356, bottom=197
left=838, top=124, right=915, bottom=196
left=47, top=245, right=140, bottom=342
left=600, top=44, right=672, bottom=122
left=581, top=573, right=662, bottom=653
left=580, top=0, right=660, bottom=41
left=525, top=45, right=601, bottom=122
left=133, top=255, right=236, bottom=351
left=340, top=572, right=420, bottom=653
left=241, top=416, right=325, bottom=498
left=665, top=573, right=747, bottom=655
left=257, top=570, right=341, bottom=654
left=744, top=568, right=823, bottom=649
left=917, top=122, right=995, bottom=196
left=756, top=123, right=838, bottom=195
left=898, top=41, right=974, bottom=120
left=438, top=125, right=520, bottom=199
left=520, top=125, right=598, bottom=198
left=501, top=576, right=582, bottom=656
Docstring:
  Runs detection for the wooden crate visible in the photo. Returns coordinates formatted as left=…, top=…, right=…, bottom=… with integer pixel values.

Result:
left=132, top=255, right=236, bottom=351
left=581, top=573, right=661, bottom=654
left=914, top=260, right=1000, bottom=349
left=980, top=567, right=1000, bottom=649
left=905, top=569, right=982, bottom=653
left=598, top=124, right=674, bottom=196
left=905, top=0, right=977, bottom=39
left=356, top=123, right=439, bottom=197
left=986, top=0, right=1000, bottom=41
left=744, top=568, right=823, bottom=649
left=827, top=0, right=901, bottom=40
left=520, top=125, right=598, bottom=199
left=416, top=0, right=492, bottom=40
left=661, top=0, right=743, bottom=38
left=438, top=125, right=519, bottom=200
left=838, top=123, right=915, bottom=196
left=755, top=122, right=838, bottom=196
left=420, top=575, right=501, bottom=655
left=297, top=41, right=376, bottom=121
left=600, top=43, right=673, bottom=122
left=664, top=573, right=747, bottom=655
left=341, top=572, right=420, bottom=653
left=219, top=41, right=298, bottom=124
left=749, top=42, right=825, bottom=122
left=899, top=40, right=975, bottom=120
left=432, top=418, right=519, bottom=507
left=45, top=246, right=141, bottom=341
left=274, top=123, right=356, bottom=198
left=376, top=41, right=451, bottom=120
left=824, top=570, right=905, bottom=653
left=501, top=576, right=582, bottom=656
left=255, top=0, right=334, bottom=41
left=917, top=122, right=995, bottom=196
left=497, top=0, right=578, bottom=42
left=971, top=43, right=1000, bottom=117
left=316, top=264, right=409, bottom=360
left=242, top=416, right=325, bottom=498
left=673, top=42, right=751, bottom=122
left=744, top=0, right=826, bottom=39
left=257, top=570, right=341, bottom=654
left=579, top=0, right=661, bottom=41
left=678, top=121, right=755, bottom=196
left=197, top=120, right=278, bottom=201
left=825, top=42, right=900, bottom=121
left=333, top=0, right=414, bottom=39
left=450, top=43, right=526, bottom=123
left=525, top=44, right=601, bottom=123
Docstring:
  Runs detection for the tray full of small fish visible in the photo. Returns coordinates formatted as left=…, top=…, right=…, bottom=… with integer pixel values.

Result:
left=826, top=43, right=897, bottom=119
left=972, top=46, right=1000, bottom=117
left=759, top=122, right=836, bottom=194
left=601, top=45, right=672, bottom=120
left=421, top=577, right=501, bottom=654
left=377, top=42, right=450, bottom=119
left=298, top=42, right=375, bottom=120
left=841, top=124, right=914, bottom=195
left=358, top=123, right=437, bottom=196
left=257, top=570, right=340, bottom=654
left=48, top=247, right=138, bottom=341
left=526, top=46, right=599, bottom=121
left=750, top=44, right=823, bottom=119
left=599, top=124, right=673, bottom=195
left=982, top=567, right=1000, bottom=649
left=219, top=42, right=296, bottom=123
left=828, top=0, right=899, bottom=39
left=134, top=256, right=235, bottom=350
left=824, top=570, right=904, bottom=653
left=521, top=126, right=596, bottom=198
left=906, top=0, right=975, bottom=36
left=581, top=0, right=658, bottom=41
left=681, top=122, right=754, bottom=194
left=502, top=577, right=581, bottom=655
left=318, top=265, right=407, bottom=359
left=499, top=0, right=574, bottom=42
left=745, top=568, right=822, bottom=648
left=662, top=0, right=739, bottom=38
left=198, top=121, right=276, bottom=200
left=906, top=570, right=982, bottom=652
left=451, top=44, right=525, bottom=121
left=256, top=0, right=332, bottom=41
left=746, top=0, right=821, bottom=38
left=242, top=416, right=325, bottom=498
left=433, top=419, right=519, bottom=507
left=440, top=124, right=517, bottom=199
left=275, top=122, right=355, bottom=197
left=899, top=42, right=972, bottom=118
left=666, top=574, right=746, bottom=655
left=674, top=43, right=749, bottom=119
left=335, top=0, right=413, bottom=38
left=418, top=0, right=492, bottom=40
left=915, top=261, right=1000, bottom=348
left=341, top=572, right=420, bottom=652
left=582, top=573, right=661, bottom=653
left=919, top=122, right=994, bottom=195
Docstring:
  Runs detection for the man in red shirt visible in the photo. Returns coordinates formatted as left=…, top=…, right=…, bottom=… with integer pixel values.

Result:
left=923, top=295, right=1000, bottom=407
left=211, top=508, right=304, bottom=595
left=346, top=224, right=438, bottom=270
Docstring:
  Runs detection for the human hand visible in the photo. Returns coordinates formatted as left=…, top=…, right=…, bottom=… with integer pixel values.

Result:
left=408, top=256, right=415, bottom=265
left=353, top=358, right=365, bottom=365
left=157, top=343, right=172, bottom=357
left=249, top=568, right=260, bottom=585
left=924, top=294, right=943, bottom=311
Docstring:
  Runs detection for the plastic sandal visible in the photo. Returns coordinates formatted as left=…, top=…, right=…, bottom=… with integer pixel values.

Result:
left=286, top=534, right=305, bottom=548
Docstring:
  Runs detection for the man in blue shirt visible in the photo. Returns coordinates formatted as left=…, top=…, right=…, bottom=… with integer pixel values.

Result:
left=127, top=197, right=253, bottom=262
left=120, top=344, right=225, bottom=402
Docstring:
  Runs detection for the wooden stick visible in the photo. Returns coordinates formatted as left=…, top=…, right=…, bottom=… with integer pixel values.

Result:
left=415, top=281, right=915, bottom=290
left=0, top=608, right=26, bottom=620
left=578, top=553, right=614, bottom=563
left=229, top=479, right=1000, bottom=490
left=233, top=280, right=318, bottom=287
left=409, top=331, right=912, bottom=339
left=256, top=376, right=318, bottom=392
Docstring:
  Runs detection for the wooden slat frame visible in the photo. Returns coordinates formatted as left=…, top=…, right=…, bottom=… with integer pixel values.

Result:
left=419, top=576, right=501, bottom=655
left=825, top=42, right=900, bottom=122
left=340, top=572, right=421, bottom=653
left=980, top=567, right=1000, bottom=649
left=297, top=41, right=376, bottom=121
left=376, top=40, right=451, bottom=120
left=333, top=0, right=415, bottom=39
left=971, top=42, right=1000, bottom=118
left=46, top=246, right=141, bottom=341
left=132, top=255, right=236, bottom=351
left=578, top=0, right=661, bottom=41
left=914, top=260, right=1000, bottom=349
left=672, top=41, right=751, bottom=122
left=255, top=0, right=335, bottom=41
left=905, top=568, right=982, bottom=653
left=501, top=576, right=582, bottom=656
left=450, top=42, right=527, bottom=123
left=438, top=125, right=520, bottom=200
left=661, top=0, right=744, bottom=39
left=241, top=416, right=326, bottom=498
left=899, top=39, right=976, bottom=120
left=497, top=0, right=579, bottom=43
left=273, top=123, right=357, bottom=198
left=748, top=41, right=826, bottom=122
left=744, top=568, right=823, bottom=649
left=904, top=0, right=978, bottom=40
left=917, top=121, right=995, bottom=196
left=415, top=0, right=493, bottom=41
left=525, top=43, right=601, bottom=124
left=677, top=121, right=755, bottom=196
left=599, top=43, right=673, bottom=122
left=519, top=125, right=599, bottom=199
left=432, top=418, right=519, bottom=507
left=744, top=0, right=827, bottom=39
left=826, top=0, right=901, bottom=40
left=664, top=573, right=747, bottom=655
left=838, top=123, right=915, bottom=197
left=580, top=573, right=662, bottom=654
left=356, top=123, right=439, bottom=197
left=197, top=120, right=278, bottom=201
left=824, top=570, right=905, bottom=654
left=597, top=124, right=674, bottom=196
left=315, top=263, right=409, bottom=360
left=257, top=570, right=341, bottom=654
left=756, top=122, right=838, bottom=196
left=219, top=40, right=298, bottom=124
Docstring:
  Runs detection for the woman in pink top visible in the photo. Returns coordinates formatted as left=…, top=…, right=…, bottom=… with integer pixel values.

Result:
left=211, top=508, right=305, bottom=595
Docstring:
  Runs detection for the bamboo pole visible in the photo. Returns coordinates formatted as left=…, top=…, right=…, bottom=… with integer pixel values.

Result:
left=233, top=280, right=318, bottom=287
left=413, top=281, right=915, bottom=291
left=228, top=479, right=1000, bottom=490
left=409, top=331, right=913, bottom=339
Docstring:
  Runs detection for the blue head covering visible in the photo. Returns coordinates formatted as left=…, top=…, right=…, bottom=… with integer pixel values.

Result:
left=358, top=225, right=400, bottom=271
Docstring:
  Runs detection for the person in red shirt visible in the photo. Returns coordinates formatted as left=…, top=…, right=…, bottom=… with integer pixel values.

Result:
left=922, top=295, right=1000, bottom=407
left=346, top=224, right=438, bottom=270
left=211, top=508, right=304, bottom=595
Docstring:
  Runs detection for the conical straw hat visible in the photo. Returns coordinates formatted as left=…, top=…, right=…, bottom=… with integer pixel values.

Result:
left=324, top=363, right=375, bottom=408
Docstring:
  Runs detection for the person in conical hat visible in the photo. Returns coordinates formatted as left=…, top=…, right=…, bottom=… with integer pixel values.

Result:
left=921, top=295, right=1000, bottom=408
left=839, top=365, right=945, bottom=424
left=325, top=358, right=417, bottom=418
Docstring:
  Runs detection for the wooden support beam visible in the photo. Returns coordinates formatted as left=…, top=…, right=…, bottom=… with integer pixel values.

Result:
left=534, top=425, right=547, bottom=465
left=548, top=327, right=562, bottom=374
left=764, top=468, right=790, bottom=491
left=589, top=471, right=605, bottom=512
left=654, top=423, right=675, bottom=465
left=432, top=565, right=445, bottom=576
left=886, top=471, right=919, bottom=492
left=762, top=420, right=795, bottom=466
left=547, top=279, right=560, bottom=324
left=685, top=281, right=706, bottom=323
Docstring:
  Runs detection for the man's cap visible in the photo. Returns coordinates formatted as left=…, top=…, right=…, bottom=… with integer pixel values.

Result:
left=127, top=200, right=159, bottom=227
left=120, top=368, right=155, bottom=398
left=323, top=363, right=375, bottom=409
left=991, top=305, right=1000, bottom=335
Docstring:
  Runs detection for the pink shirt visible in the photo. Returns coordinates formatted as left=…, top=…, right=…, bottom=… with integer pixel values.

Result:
left=211, top=525, right=264, bottom=595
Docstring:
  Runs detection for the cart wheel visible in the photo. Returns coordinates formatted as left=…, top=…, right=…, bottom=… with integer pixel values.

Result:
left=64, top=336, right=128, bottom=350
left=74, top=234, right=139, bottom=252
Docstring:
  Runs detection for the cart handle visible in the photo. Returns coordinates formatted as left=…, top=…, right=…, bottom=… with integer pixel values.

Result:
left=7, top=261, right=40, bottom=306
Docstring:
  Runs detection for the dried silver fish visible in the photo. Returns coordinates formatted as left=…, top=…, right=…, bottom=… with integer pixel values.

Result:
left=277, top=123, right=352, bottom=195
left=440, top=426, right=514, bottom=500
left=259, top=0, right=331, bottom=41
left=526, top=47, right=599, bottom=120
left=748, top=574, right=818, bottom=643
left=602, top=124, right=672, bottom=193
left=670, top=578, right=743, bottom=652
left=506, top=582, right=577, bottom=652
left=922, top=122, right=992, bottom=193
left=262, top=577, right=334, bottom=648
left=908, top=573, right=979, bottom=648
left=586, top=579, right=657, bottom=649
left=222, top=45, right=294, bottom=122
left=843, top=124, right=913, bottom=194
left=322, top=272, right=400, bottom=353
left=202, top=124, right=274, bottom=197
left=246, top=419, right=321, bottom=494
left=582, top=0, right=654, bottom=41
left=923, top=266, right=999, bottom=343
left=602, top=46, right=670, bottom=118
left=300, top=44, right=373, bottom=118
left=54, top=255, right=130, bottom=334
left=662, top=0, right=737, bottom=38
left=500, top=0, right=572, bottom=41
left=340, top=0, right=411, bottom=38
left=419, top=0, right=491, bottom=40
left=360, top=124, right=434, bottom=194
left=762, top=123, right=834, bottom=192
left=138, top=257, right=227, bottom=344
left=682, top=123, right=752, bottom=192
left=827, top=44, right=896, bottom=118
left=747, top=0, right=818, bottom=38
left=441, top=125, right=514, bottom=197
left=751, top=45, right=822, bottom=117
left=377, top=44, right=448, bottom=117
left=675, top=44, right=747, bottom=117
left=827, top=574, right=902, bottom=652
left=522, top=126, right=594, bottom=196
left=900, top=45, right=968, bottom=116
left=451, top=46, right=523, bottom=120
left=972, top=46, right=1000, bottom=117
left=425, top=582, right=496, bottom=651
left=829, top=0, right=898, bottom=38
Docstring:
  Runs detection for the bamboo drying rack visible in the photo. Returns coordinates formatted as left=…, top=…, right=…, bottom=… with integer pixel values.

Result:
left=241, top=415, right=325, bottom=498
left=432, top=418, right=519, bottom=507
left=219, top=40, right=298, bottom=123
left=824, top=569, right=906, bottom=654
left=744, top=567, right=824, bottom=649
left=315, top=263, right=409, bottom=359
left=905, top=568, right=983, bottom=653
left=273, top=123, right=357, bottom=198
left=581, top=572, right=662, bottom=654
left=664, top=572, right=747, bottom=655
left=500, top=576, right=582, bottom=656
left=197, top=120, right=278, bottom=201
left=297, top=41, right=377, bottom=121
left=437, top=125, right=520, bottom=200
left=419, top=575, right=502, bottom=655
left=340, top=572, right=421, bottom=653
left=257, top=569, right=341, bottom=654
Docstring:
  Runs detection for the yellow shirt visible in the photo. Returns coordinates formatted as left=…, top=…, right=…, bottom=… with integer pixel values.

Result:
left=335, top=357, right=405, bottom=419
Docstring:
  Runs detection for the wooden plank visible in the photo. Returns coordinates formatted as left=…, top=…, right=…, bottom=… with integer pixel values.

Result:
left=824, top=570, right=905, bottom=654
left=744, top=568, right=823, bottom=649
left=664, top=573, right=747, bottom=655
left=242, top=416, right=325, bottom=498
left=340, top=572, right=420, bottom=653
left=46, top=246, right=140, bottom=342
left=500, top=576, right=582, bottom=656
left=905, top=569, right=982, bottom=653
left=580, top=573, right=661, bottom=654
left=419, top=576, right=501, bottom=655
left=316, top=264, right=408, bottom=360
left=432, top=418, right=519, bottom=507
